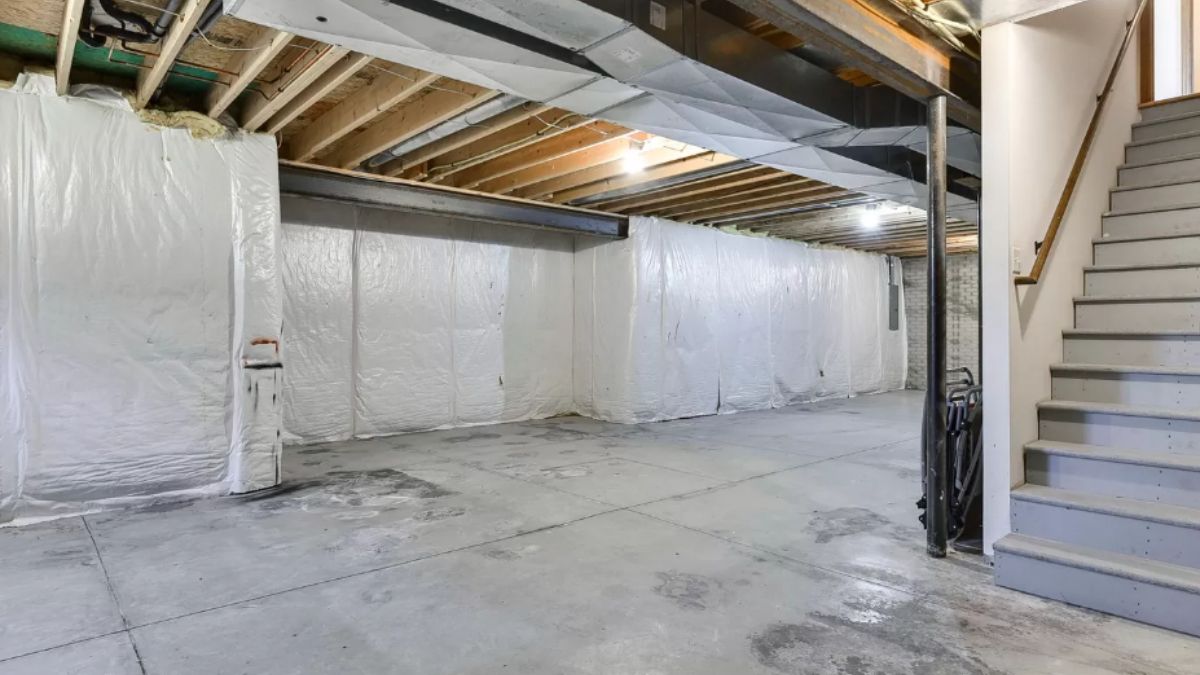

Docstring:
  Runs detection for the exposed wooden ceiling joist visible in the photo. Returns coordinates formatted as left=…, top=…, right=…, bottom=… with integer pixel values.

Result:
left=262, top=52, right=372, bottom=134
left=691, top=186, right=854, bottom=222
left=513, top=146, right=710, bottom=201
left=416, top=110, right=589, bottom=181
left=474, top=133, right=651, bottom=195
left=375, top=103, right=547, bottom=176
left=205, top=27, right=294, bottom=119
left=240, top=44, right=348, bottom=131
left=285, top=64, right=438, bottom=162
left=54, top=0, right=85, bottom=96
left=323, top=81, right=499, bottom=170
left=449, top=122, right=631, bottom=190
left=549, top=153, right=742, bottom=204
left=650, top=178, right=817, bottom=218
left=587, top=168, right=779, bottom=212
left=134, top=0, right=213, bottom=110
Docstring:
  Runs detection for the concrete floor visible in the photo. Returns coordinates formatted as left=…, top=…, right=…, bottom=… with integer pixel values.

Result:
left=2, top=391, right=1198, bottom=674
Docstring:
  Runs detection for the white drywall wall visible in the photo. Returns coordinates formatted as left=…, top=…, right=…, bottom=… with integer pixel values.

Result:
left=981, top=0, right=1141, bottom=554
left=0, top=75, right=283, bottom=523
left=574, top=217, right=906, bottom=423
left=280, top=197, right=577, bottom=443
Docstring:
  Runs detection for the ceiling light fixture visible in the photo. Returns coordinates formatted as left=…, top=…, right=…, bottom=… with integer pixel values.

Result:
left=621, top=139, right=647, bottom=175
left=861, top=203, right=881, bottom=229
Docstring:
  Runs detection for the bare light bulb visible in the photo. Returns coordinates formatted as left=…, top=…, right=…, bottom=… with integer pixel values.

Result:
left=861, top=206, right=881, bottom=229
left=621, top=149, right=646, bottom=174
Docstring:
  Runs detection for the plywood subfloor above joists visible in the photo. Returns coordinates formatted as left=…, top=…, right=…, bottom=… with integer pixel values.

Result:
left=0, top=0, right=972, bottom=257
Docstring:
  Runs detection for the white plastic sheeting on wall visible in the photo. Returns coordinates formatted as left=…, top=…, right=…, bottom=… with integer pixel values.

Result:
left=280, top=197, right=575, bottom=444
left=575, top=217, right=906, bottom=423
left=0, top=75, right=282, bottom=523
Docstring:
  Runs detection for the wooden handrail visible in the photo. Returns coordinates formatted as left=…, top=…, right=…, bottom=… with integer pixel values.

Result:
left=1014, top=0, right=1151, bottom=285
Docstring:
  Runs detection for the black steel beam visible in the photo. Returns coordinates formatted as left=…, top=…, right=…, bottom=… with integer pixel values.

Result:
left=278, top=164, right=627, bottom=238
left=925, top=94, right=949, bottom=558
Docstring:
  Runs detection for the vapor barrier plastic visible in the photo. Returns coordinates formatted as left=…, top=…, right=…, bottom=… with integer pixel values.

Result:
left=280, top=198, right=575, bottom=444
left=575, top=217, right=905, bottom=423
left=0, top=75, right=281, bottom=523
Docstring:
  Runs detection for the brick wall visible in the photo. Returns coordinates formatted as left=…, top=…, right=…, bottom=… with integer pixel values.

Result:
left=903, top=253, right=980, bottom=389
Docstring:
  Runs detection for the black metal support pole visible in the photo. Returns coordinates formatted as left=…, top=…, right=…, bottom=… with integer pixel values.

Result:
left=925, top=94, right=949, bottom=558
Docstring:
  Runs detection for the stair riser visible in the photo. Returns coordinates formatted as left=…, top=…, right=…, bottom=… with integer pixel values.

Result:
left=1026, top=450, right=1200, bottom=508
left=1128, top=134, right=1200, bottom=163
left=1094, top=237, right=1200, bottom=266
left=1132, top=116, right=1200, bottom=142
left=1039, top=407, right=1200, bottom=453
left=1111, top=181, right=1200, bottom=212
left=1075, top=298, right=1200, bottom=331
left=1119, top=156, right=1200, bottom=187
left=1143, top=98, right=1200, bottom=122
left=1103, top=208, right=1200, bottom=238
left=1085, top=266, right=1200, bottom=296
left=1051, top=371, right=1200, bottom=409
left=994, top=550, right=1200, bottom=637
left=1063, top=334, right=1200, bottom=368
left=1012, top=498, right=1200, bottom=567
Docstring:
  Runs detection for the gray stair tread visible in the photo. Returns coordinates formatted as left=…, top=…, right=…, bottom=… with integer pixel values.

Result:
left=1074, top=292, right=1200, bottom=303
left=1063, top=328, right=1200, bottom=336
left=1050, top=362, right=1200, bottom=376
left=1127, top=129, right=1200, bottom=148
left=1103, top=202, right=1200, bottom=217
left=1121, top=150, right=1200, bottom=169
left=1084, top=261, right=1200, bottom=272
left=1026, top=439, right=1200, bottom=471
left=1013, top=484, right=1200, bottom=528
left=1038, top=398, right=1200, bottom=422
left=1133, top=109, right=1200, bottom=128
left=995, top=533, right=1200, bottom=594
left=1094, top=230, right=1200, bottom=243
left=1111, top=176, right=1200, bottom=192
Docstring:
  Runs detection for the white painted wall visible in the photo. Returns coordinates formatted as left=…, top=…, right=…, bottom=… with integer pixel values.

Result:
left=1156, top=0, right=1186, bottom=99
left=981, top=0, right=1142, bottom=554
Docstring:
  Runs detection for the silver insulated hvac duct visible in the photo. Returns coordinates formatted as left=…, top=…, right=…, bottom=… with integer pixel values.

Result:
left=226, top=0, right=980, bottom=222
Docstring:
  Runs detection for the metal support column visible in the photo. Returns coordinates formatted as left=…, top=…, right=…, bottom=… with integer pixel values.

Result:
left=925, top=94, right=949, bottom=558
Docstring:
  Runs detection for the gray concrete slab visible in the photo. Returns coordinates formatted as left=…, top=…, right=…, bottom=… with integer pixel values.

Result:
left=0, top=634, right=142, bottom=675
left=1, top=391, right=1196, bottom=674
left=0, top=518, right=125, bottom=661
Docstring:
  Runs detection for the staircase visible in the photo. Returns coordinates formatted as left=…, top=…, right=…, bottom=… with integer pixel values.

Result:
left=993, top=95, right=1200, bottom=636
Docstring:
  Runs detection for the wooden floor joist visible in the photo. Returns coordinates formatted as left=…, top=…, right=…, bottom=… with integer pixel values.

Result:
left=241, top=44, right=349, bottom=131
left=449, top=122, right=631, bottom=190
left=134, top=0, right=212, bottom=109
left=691, top=186, right=854, bottom=223
left=473, top=133, right=650, bottom=195
left=374, top=103, right=548, bottom=176
left=513, top=146, right=709, bottom=201
left=55, top=0, right=86, bottom=96
left=263, top=53, right=373, bottom=134
left=206, top=27, right=295, bottom=119
left=285, top=64, right=439, bottom=162
left=322, top=81, right=499, bottom=170
left=648, top=178, right=817, bottom=218
left=587, top=168, right=778, bottom=212
left=419, top=111, right=590, bottom=181
left=549, top=153, right=741, bottom=204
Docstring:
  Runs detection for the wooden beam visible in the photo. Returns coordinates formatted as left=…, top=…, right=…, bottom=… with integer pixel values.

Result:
left=649, top=178, right=816, bottom=217
left=449, top=122, right=630, bottom=190
left=587, top=168, right=777, bottom=211
left=240, top=44, right=349, bottom=131
left=690, top=187, right=853, bottom=222
left=420, top=111, right=590, bottom=180
left=474, top=133, right=650, bottom=195
left=375, top=103, right=548, bottom=176
left=549, top=153, right=741, bottom=204
left=55, top=0, right=86, bottom=96
left=322, top=82, right=499, bottom=170
left=514, top=147, right=713, bottom=200
left=262, top=53, right=373, bottom=134
left=205, top=27, right=295, bottom=119
left=725, top=0, right=979, bottom=129
left=285, top=64, right=438, bottom=161
left=134, top=0, right=212, bottom=109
